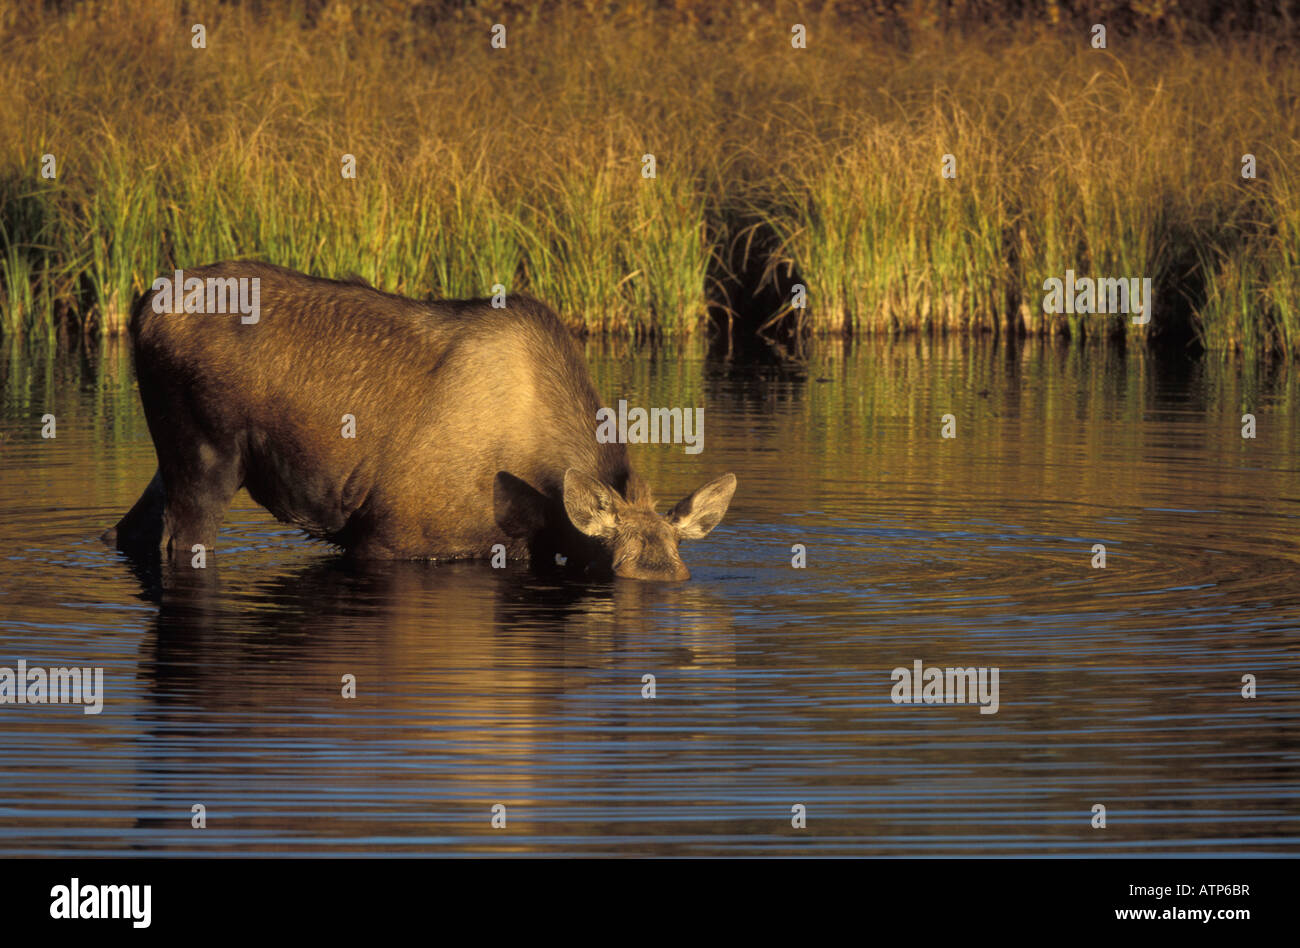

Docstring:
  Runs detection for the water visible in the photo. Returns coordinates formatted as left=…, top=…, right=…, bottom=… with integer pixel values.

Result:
left=1, top=336, right=1298, bottom=856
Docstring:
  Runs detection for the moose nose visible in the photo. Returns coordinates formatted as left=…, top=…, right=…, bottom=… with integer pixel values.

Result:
left=615, top=561, right=691, bottom=582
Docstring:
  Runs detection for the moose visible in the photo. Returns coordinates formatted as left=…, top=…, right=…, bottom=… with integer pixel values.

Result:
left=104, top=262, right=736, bottom=581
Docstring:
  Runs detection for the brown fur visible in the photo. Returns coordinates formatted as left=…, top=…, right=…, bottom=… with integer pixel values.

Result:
left=106, top=261, right=735, bottom=580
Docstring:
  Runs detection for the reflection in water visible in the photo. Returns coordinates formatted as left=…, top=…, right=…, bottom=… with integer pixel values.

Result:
left=0, top=335, right=1297, bottom=855
left=122, top=562, right=733, bottom=854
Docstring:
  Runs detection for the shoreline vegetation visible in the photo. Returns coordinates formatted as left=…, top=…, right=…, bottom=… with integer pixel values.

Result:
left=1, top=0, right=1297, bottom=355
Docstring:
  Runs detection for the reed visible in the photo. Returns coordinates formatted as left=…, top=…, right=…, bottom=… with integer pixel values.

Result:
left=0, top=1, right=1296, bottom=352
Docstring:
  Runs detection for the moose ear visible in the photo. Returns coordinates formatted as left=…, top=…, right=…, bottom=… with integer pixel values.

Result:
left=667, top=473, right=737, bottom=540
left=493, top=471, right=548, bottom=538
left=562, top=468, right=622, bottom=539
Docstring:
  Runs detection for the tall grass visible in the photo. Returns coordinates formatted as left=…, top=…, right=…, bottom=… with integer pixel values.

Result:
left=0, top=0, right=1297, bottom=351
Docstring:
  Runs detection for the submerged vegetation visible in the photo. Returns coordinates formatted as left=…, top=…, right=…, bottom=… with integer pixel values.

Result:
left=0, top=0, right=1297, bottom=354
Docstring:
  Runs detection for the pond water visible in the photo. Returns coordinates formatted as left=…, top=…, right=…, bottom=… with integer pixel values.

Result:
left=1, top=336, right=1297, bottom=855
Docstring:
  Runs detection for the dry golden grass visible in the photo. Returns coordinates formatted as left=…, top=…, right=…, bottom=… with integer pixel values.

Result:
left=1, top=0, right=1297, bottom=352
